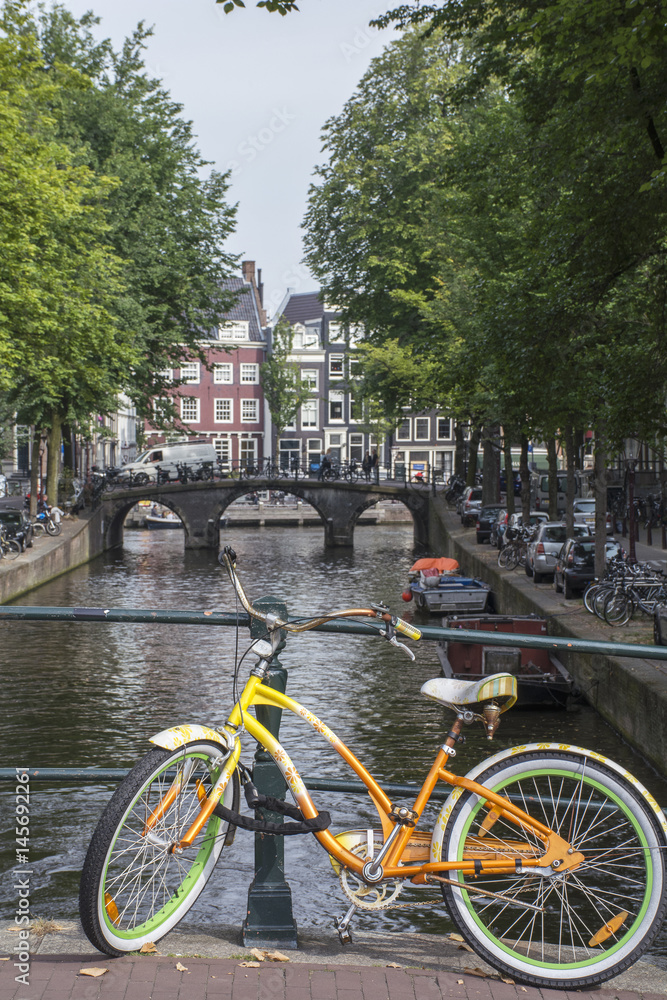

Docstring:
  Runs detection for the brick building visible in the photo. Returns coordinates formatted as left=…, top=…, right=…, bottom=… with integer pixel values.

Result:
left=144, top=262, right=268, bottom=469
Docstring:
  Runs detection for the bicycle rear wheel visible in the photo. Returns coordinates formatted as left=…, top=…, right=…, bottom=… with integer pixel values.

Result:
left=2, top=539, right=21, bottom=560
left=603, top=591, right=634, bottom=626
left=441, top=749, right=667, bottom=988
left=79, top=740, right=238, bottom=956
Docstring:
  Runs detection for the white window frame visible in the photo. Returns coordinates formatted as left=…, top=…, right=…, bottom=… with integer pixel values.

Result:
left=241, top=398, right=259, bottom=423
left=396, top=418, right=411, bottom=441
left=240, top=438, right=257, bottom=463
left=214, top=398, right=233, bottom=423
left=328, top=322, right=344, bottom=343
left=180, top=396, right=200, bottom=422
left=240, top=363, right=259, bottom=384
left=329, top=390, right=344, bottom=422
left=301, top=399, right=318, bottom=429
left=180, top=363, right=200, bottom=384
left=415, top=416, right=430, bottom=441
left=301, top=368, right=319, bottom=391
left=157, top=368, right=173, bottom=382
left=329, top=354, right=345, bottom=378
left=213, top=363, right=233, bottom=384
left=437, top=417, right=452, bottom=440
left=219, top=321, right=250, bottom=341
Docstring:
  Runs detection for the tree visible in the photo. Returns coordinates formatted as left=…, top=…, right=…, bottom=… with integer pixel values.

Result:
left=217, top=0, right=299, bottom=13
left=0, top=9, right=137, bottom=502
left=260, top=319, right=312, bottom=445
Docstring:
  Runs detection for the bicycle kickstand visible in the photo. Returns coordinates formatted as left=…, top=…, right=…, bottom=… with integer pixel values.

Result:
left=333, top=903, right=357, bottom=945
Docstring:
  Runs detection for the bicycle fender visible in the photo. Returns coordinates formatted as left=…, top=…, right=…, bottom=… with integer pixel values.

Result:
left=149, top=724, right=234, bottom=752
left=429, top=741, right=667, bottom=863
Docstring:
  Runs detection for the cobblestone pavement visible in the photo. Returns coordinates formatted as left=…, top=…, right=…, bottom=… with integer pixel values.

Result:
left=3, top=953, right=667, bottom=1000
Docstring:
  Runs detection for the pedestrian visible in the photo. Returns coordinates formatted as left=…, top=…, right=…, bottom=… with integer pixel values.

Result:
left=371, top=450, right=379, bottom=483
left=362, top=451, right=372, bottom=482
left=318, top=450, right=332, bottom=481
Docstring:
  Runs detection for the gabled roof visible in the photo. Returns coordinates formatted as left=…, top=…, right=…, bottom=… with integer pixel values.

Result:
left=207, top=275, right=265, bottom=342
left=280, top=291, right=324, bottom=325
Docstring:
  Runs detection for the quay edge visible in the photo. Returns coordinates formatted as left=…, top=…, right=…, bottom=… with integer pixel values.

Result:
left=0, top=509, right=105, bottom=605
left=428, top=499, right=667, bottom=777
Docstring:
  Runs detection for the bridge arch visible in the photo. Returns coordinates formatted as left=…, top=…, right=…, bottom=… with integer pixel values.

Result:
left=100, top=478, right=433, bottom=551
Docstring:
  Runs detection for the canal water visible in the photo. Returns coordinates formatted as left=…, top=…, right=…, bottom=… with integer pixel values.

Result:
left=2, top=523, right=667, bottom=956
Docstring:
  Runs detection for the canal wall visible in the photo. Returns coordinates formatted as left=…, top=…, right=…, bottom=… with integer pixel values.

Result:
left=0, top=509, right=105, bottom=605
left=429, top=499, right=667, bottom=776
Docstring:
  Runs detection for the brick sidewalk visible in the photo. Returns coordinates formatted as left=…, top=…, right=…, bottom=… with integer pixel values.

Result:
left=1, top=954, right=664, bottom=1000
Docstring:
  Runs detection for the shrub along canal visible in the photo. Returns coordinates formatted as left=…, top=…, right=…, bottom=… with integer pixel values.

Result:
left=1, top=523, right=667, bottom=957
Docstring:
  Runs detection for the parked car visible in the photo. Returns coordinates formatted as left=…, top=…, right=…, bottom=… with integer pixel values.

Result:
left=460, top=487, right=483, bottom=526
left=526, top=522, right=590, bottom=583
left=553, top=537, right=624, bottom=599
left=0, top=508, right=33, bottom=550
left=476, top=504, right=507, bottom=544
left=500, top=510, right=549, bottom=546
left=572, top=499, right=613, bottom=535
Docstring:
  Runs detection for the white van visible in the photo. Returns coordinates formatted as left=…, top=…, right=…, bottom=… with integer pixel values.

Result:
left=530, top=471, right=583, bottom=514
left=118, top=440, right=217, bottom=482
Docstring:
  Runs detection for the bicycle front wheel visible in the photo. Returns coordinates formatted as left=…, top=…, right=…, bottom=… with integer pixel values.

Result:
left=79, top=740, right=238, bottom=957
left=441, top=750, right=667, bottom=988
left=2, top=540, right=21, bottom=560
left=603, top=591, right=634, bottom=626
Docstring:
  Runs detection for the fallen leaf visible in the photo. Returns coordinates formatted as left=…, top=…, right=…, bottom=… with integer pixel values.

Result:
left=449, top=933, right=465, bottom=942
left=140, top=943, right=157, bottom=954
left=79, top=968, right=108, bottom=978
left=175, top=962, right=188, bottom=972
left=457, top=980, right=464, bottom=985
left=239, top=961, right=261, bottom=968
left=0, top=958, right=10, bottom=961
left=249, top=948, right=265, bottom=961
left=457, top=943, right=474, bottom=953
left=520, top=987, right=528, bottom=992
left=501, top=977, right=515, bottom=984
left=266, top=951, right=290, bottom=962
left=463, top=967, right=492, bottom=978
left=386, top=962, right=402, bottom=968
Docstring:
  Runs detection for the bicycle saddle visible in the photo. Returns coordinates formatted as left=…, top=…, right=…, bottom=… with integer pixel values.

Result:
left=421, top=673, right=518, bottom=713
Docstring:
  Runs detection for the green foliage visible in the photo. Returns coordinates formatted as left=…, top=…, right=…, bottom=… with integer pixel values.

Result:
left=218, top=0, right=299, bottom=13
left=260, top=319, right=312, bottom=439
left=0, top=11, right=135, bottom=430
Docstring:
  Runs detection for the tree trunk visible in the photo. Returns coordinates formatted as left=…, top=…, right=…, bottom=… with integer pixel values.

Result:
left=520, top=434, right=531, bottom=521
left=454, top=422, right=466, bottom=479
left=594, top=425, right=608, bottom=579
left=62, top=423, right=73, bottom=472
left=29, top=428, right=40, bottom=518
left=481, top=425, right=500, bottom=505
left=503, top=431, right=515, bottom=516
left=46, top=413, right=62, bottom=506
left=466, top=426, right=481, bottom=488
left=564, top=425, right=576, bottom=537
left=547, top=438, right=559, bottom=520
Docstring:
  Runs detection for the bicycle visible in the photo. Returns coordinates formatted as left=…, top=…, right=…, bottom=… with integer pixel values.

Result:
left=0, top=525, right=21, bottom=560
left=79, top=547, right=667, bottom=987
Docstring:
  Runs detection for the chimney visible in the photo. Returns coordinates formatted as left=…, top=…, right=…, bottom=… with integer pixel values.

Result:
left=242, top=259, right=267, bottom=327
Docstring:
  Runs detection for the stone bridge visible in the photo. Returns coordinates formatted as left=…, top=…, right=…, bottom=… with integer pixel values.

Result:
left=100, top=478, right=436, bottom=551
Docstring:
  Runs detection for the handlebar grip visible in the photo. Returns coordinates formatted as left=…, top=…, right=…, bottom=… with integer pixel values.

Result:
left=393, top=617, right=421, bottom=641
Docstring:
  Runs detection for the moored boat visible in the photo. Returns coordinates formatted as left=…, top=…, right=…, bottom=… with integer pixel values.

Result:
left=403, top=557, right=491, bottom=614
left=146, top=511, right=183, bottom=529
left=436, top=614, right=576, bottom=708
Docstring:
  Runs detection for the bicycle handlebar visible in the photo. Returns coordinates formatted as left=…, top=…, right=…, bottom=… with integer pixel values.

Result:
left=219, top=546, right=422, bottom=643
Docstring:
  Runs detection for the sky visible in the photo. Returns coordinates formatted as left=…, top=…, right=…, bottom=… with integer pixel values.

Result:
left=59, top=0, right=399, bottom=320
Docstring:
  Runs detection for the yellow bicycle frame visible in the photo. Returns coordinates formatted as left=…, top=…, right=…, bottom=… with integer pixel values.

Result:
left=170, top=673, right=582, bottom=880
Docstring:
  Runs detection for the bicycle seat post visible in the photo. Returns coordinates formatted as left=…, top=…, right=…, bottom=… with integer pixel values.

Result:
left=242, top=596, right=298, bottom=948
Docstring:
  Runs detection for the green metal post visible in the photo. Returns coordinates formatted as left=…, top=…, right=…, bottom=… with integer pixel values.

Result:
left=242, top=596, right=298, bottom=948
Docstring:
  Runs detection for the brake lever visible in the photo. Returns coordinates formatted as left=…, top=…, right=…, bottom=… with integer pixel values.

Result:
left=388, top=634, right=415, bottom=661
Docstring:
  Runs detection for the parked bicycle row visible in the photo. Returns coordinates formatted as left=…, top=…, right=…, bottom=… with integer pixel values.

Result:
left=583, top=556, right=667, bottom=628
